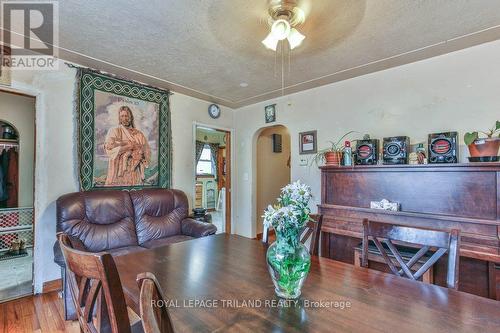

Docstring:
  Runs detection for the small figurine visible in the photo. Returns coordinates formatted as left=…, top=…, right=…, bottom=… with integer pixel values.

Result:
left=9, top=240, right=20, bottom=255
left=409, top=152, right=419, bottom=165
left=416, top=143, right=427, bottom=164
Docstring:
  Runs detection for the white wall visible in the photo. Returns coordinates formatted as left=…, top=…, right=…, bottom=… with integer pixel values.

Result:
left=170, top=94, right=233, bottom=209
left=9, top=65, right=79, bottom=294
left=7, top=61, right=234, bottom=293
left=233, top=39, right=500, bottom=238
left=0, top=92, right=35, bottom=207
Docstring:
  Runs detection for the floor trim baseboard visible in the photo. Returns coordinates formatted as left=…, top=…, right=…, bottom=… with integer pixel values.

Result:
left=256, top=229, right=275, bottom=240
left=42, top=278, right=62, bottom=294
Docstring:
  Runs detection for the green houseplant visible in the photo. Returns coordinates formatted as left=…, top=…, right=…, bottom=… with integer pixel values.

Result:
left=464, top=121, right=500, bottom=158
left=311, top=131, right=355, bottom=166
left=263, top=181, right=312, bottom=299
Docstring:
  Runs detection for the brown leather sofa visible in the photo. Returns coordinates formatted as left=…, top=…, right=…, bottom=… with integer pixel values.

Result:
left=53, top=188, right=217, bottom=319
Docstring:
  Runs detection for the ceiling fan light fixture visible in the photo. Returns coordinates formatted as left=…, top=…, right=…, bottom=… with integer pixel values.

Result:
left=287, top=28, right=305, bottom=49
left=262, top=1, right=306, bottom=53
left=271, top=19, right=291, bottom=40
left=262, top=32, right=279, bottom=51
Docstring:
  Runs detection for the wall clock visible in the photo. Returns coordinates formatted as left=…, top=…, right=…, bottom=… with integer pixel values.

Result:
left=208, top=104, right=221, bottom=119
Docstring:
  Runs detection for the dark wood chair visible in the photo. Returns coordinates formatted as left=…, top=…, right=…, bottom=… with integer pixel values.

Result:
left=262, top=214, right=323, bottom=256
left=354, top=241, right=435, bottom=284
left=137, top=272, right=175, bottom=333
left=361, top=219, right=460, bottom=289
left=57, top=233, right=142, bottom=333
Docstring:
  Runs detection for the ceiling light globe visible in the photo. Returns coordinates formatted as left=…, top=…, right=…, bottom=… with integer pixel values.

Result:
left=271, top=19, right=291, bottom=41
left=262, top=32, right=279, bottom=51
left=288, top=28, right=305, bottom=49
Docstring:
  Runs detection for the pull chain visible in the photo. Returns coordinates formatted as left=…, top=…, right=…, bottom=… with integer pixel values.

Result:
left=288, top=45, right=291, bottom=75
left=281, top=41, right=285, bottom=97
left=274, top=44, right=278, bottom=78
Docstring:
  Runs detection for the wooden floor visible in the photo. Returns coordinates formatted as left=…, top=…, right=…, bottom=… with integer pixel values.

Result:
left=0, top=292, right=79, bottom=333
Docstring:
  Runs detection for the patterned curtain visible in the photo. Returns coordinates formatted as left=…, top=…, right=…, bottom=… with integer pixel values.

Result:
left=195, top=141, right=205, bottom=164
left=207, top=143, right=219, bottom=178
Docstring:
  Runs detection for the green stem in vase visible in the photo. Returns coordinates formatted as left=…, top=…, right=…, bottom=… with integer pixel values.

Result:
left=267, top=232, right=311, bottom=298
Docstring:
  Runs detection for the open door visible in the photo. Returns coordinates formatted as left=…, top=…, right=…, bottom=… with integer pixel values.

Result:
left=223, top=131, right=231, bottom=234
left=194, top=126, right=231, bottom=234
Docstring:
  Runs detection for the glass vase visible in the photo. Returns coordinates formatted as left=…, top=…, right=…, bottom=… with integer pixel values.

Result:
left=266, top=231, right=311, bottom=299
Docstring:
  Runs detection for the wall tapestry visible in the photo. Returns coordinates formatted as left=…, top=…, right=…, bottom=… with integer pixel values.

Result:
left=77, top=68, right=171, bottom=191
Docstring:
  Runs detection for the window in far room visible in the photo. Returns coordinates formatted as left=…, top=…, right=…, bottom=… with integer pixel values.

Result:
left=196, top=144, right=213, bottom=175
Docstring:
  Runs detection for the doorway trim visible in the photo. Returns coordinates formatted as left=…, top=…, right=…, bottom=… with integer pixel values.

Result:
left=0, top=86, right=37, bottom=298
left=1, top=82, right=48, bottom=294
left=192, top=122, right=235, bottom=234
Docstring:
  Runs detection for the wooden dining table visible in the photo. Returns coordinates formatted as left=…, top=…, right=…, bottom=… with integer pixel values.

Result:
left=113, top=234, right=500, bottom=332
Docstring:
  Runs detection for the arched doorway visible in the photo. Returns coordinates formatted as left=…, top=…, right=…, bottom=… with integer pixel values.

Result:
left=255, top=125, right=291, bottom=239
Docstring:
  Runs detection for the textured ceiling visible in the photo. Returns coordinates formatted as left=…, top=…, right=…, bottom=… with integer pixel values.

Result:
left=52, top=0, right=500, bottom=107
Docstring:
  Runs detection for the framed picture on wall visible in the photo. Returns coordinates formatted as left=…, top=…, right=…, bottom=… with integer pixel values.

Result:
left=77, top=68, right=172, bottom=191
left=264, top=104, right=276, bottom=123
left=299, top=130, right=317, bottom=154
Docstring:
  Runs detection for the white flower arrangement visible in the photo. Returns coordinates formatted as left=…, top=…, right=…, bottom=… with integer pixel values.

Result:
left=263, top=181, right=312, bottom=240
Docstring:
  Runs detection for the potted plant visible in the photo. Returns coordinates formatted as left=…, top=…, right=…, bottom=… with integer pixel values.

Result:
left=312, top=131, right=355, bottom=166
left=263, top=181, right=312, bottom=299
left=464, top=121, right=500, bottom=160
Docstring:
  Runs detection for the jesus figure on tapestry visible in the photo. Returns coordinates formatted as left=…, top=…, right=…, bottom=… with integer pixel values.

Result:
left=104, top=105, right=151, bottom=186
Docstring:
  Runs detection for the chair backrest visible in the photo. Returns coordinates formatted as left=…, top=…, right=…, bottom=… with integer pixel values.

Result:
left=137, top=272, right=175, bottom=333
left=262, top=214, right=323, bottom=256
left=361, top=219, right=460, bottom=289
left=57, top=233, right=131, bottom=333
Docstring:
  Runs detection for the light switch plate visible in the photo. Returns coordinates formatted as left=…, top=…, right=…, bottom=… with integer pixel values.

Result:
left=299, top=157, right=308, bottom=166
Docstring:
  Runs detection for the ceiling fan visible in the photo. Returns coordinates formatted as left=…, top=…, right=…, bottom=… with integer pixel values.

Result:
left=262, top=0, right=307, bottom=51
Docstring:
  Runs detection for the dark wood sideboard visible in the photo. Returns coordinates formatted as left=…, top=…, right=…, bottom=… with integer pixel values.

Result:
left=318, top=163, right=500, bottom=300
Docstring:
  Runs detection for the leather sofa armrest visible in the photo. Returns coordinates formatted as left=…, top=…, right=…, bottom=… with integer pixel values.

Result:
left=181, top=218, right=217, bottom=238
left=53, top=233, right=87, bottom=267
left=53, top=241, right=65, bottom=267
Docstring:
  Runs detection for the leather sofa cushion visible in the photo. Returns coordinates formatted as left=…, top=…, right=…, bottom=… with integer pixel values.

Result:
left=53, top=242, right=145, bottom=268
left=56, top=190, right=138, bottom=252
left=181, top=218, right=218, bottom=237
left=141, top=235, right=195, bottom=249
left=130, top=189, right=189, bottom=245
